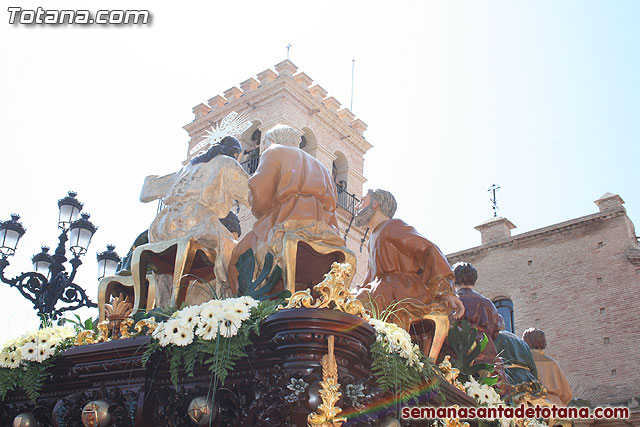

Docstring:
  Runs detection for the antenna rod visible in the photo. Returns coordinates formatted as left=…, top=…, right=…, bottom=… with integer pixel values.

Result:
left=350, top=58, right=355, bottom=111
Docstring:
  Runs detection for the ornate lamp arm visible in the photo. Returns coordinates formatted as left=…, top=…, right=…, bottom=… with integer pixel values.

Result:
left=0, top=268, right=47, bottom=310
left=67, top=257, right=82, bottom=283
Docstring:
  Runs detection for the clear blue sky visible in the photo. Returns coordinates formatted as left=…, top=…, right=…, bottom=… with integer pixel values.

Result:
left=0, top=1, right=638, bottom=340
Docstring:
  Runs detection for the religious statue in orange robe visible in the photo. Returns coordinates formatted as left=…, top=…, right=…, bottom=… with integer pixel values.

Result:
left=354, top=189, right=465, bottom=330
left=523, top=328, right=573, bottom=406
left=227, top=125, right=350, bottom=294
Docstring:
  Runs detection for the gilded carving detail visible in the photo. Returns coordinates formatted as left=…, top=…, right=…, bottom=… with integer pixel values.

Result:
left=281, top=262, right=368, bottom=319
left=437, top=355, right=465, bottom=392
left=307, top=335, right=346, bottom=427
left=74, top=317, right=157, bottom=345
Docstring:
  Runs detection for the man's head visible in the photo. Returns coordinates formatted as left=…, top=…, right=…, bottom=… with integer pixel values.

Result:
left=220, top=136, right=243, bottom=159
left=191, top=136, right=243, bottom=165
left=522, top=328, right=546, bottom=350
left=354, top=189, right=397, bottom=228
left=263, top=125, right=301, bottom=149
left=453, top=262, right=478, bottom=287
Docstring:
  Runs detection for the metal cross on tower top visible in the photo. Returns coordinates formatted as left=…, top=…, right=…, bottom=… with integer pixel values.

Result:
left=488, top=184, right=501, bottom=217
left=286, top=43, right=292, bottom=59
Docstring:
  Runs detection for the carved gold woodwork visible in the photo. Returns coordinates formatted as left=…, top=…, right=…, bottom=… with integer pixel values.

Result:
left=104, top=294, right=133, bottom=320
left=75, top=318, right=157, bottom=345
left=133, top=318, right=157, bottom=335
left=131, top=236, right=217, bottom=310
left=281, top=262, right=368, bottom=319
left=412, top=302, right=450, bottom=361
left=280, top=231, right=357, bottom=296
left=422, top=306, right=450, bottom=360
left=307, top=335, right=346, bottom=427
left=437, top=356, right=465, bottom=392
left=98, top=274, right=157, bottom=321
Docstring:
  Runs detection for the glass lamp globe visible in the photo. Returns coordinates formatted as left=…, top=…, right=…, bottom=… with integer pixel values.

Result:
left=0, top=214, right=26, bottom=257
left=31, top=246, right=53, bottom=276
left=57, top=191, right=83, bottom=231
left=68, top=213, right=97, bottom=257
left=96, top=244, right=120, bottom=280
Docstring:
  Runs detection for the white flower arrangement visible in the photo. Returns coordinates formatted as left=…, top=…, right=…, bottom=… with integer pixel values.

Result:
left=464, top=376, right=503, bottom=406
left=463, top=377, right=548, bottom=427
left=152, top=296, right=259, bottom=347
left=368, top=318, right=424, bottom=369
left=0, top=325, right=76, bottom=368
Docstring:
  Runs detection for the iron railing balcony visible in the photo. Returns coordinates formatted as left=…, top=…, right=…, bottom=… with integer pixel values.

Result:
left=240, top=155, right=260, bottom=175
left=336, top=184, right=359, bottom=216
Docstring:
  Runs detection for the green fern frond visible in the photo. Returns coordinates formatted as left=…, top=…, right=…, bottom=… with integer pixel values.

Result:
left=22, top=361, right=51, bottom=402
left=0, top=368, right=21, bottom=401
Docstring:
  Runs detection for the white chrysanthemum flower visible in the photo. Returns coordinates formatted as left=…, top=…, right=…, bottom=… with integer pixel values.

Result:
left=45, top=336, right=60, bottom=354
left=219, top=314, right=242, bottom=338
left=21, top=342, right=39, bottom=362
left=464, top=377, right=483, bottom=401
left=152, top=323, right=172, bottom=347
left=177, top=305, right=201, bottom=330
left=22, top=330, right=38, bottom=345
left=165, top=318, right=194, bottom=347
left=151, top=322, right=164, bottom=339
left=35, top=345, right=55, bottom=363
left=223, top=299, right=251, bottom=321
left=0, top=348, right=21, bottom=369
left=52, top=325, right=76, bottom=340
left=34, top=331, right=53, bottom=347
left=368, top=318, right=384, bottom=330
left=195, top=319, right=219, bottom=341
left=236, top=296, right=259, bottom=309
left=199, top=300, right=224, bottom=326
left=172, top=327, right=194, bottom=346
left=164, top=318, right=182, bottom=341
left=368, top=317, right=424, bottom=366
left=477, top=384, right=501, bottom=405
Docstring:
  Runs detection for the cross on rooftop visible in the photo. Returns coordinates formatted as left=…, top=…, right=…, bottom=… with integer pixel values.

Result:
left=488, top=184, right=501, bottom=217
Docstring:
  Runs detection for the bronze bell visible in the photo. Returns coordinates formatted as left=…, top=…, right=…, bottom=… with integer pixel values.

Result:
left=81, top=400, right=112, bottom=427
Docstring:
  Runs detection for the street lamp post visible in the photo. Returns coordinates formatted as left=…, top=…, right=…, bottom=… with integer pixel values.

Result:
left=0, top=191, right=99, bottom=321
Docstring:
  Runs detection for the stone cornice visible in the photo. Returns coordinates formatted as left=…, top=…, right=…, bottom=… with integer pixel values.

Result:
left=183, top=70, right=373, bottom=156
left=347, top=168, right=367, bottom=187
left=447, top=208, right=628, bottom=260
left=276, top=76, right=373, bottom=155
left=314, top=143, right=338, bottom=162
left=184, top=83, right=286, bottom=138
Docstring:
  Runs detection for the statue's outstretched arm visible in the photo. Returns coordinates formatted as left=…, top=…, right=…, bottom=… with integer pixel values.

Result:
left=140, top=172, right=177, bottom=203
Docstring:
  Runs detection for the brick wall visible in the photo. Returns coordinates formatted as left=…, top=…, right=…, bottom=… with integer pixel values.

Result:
left=448, top=199, right=640, bottom=405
